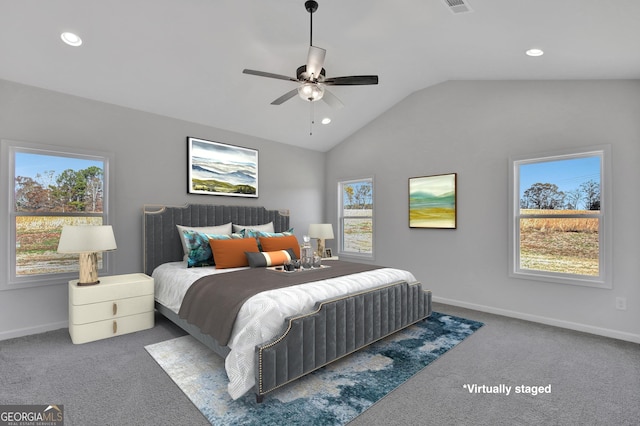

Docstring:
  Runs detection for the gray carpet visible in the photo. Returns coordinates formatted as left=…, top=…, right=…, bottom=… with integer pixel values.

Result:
left=1, top=303, right=638, bottom=426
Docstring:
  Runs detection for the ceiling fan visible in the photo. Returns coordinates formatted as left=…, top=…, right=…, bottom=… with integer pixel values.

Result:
left=242, top=0, right=378, bottom=109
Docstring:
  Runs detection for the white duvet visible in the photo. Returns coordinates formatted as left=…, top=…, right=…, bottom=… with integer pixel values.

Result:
left=152, top=261, right=418, bottom=399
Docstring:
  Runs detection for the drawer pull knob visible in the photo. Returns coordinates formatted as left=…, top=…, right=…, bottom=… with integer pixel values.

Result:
left=113, top=321, right=117, bottom=334
left=113, top=303, right=118, bottom=315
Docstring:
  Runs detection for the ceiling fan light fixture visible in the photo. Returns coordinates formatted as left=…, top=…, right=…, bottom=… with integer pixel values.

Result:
left=298, top=82, right=324, bottom=102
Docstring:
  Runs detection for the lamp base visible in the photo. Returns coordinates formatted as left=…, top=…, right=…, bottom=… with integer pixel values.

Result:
left=317, top=239, right=326, bottom=258
left=77, top=280, right=101, bottom=287
left=78, top=252, right=100, bottom=285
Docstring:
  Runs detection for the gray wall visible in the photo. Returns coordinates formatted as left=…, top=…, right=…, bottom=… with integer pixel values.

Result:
left=2, top=78, right=639, bottom=343
left=0, top=79, right=325, bottom=339
left=326, top=80, right=640, bottom=343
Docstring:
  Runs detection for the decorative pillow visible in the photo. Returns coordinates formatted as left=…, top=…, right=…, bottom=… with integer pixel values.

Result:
left=182, top=231, right=239, bottom=267
left=259, top=235, right=301, bottom=259
left=182, top=230, right=214, bottom=267
left=176, top=223, right=232, bottom=257
left=232, top=222, right=274, bottom=234
left=256, top=229, right=294, bottom=238
left=245, top=249, right=296, bottom=268
left=209, top=238, right=260, bottom=269
left=239, top=227, right=294, bottom=251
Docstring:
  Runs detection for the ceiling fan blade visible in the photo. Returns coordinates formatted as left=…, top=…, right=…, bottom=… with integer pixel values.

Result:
left=306, top=46, right=326, bottom=80
left=271, top=88, right=299, bottom=105
left=243, top=69, right=298, bottom=82
left=324, top=75, right=379, bottom=86
left=322, top=89, right=344, bottom=109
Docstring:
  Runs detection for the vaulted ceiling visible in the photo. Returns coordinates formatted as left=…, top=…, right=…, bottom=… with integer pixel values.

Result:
left=1, top=0, right=639, bottom=151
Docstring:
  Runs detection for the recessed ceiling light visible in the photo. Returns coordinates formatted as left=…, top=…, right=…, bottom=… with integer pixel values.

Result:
left=321, top=118, right=331, bottom=125
left=525, top=48, right=544, bottom=57
left=61, top=32, right=82, bottom=47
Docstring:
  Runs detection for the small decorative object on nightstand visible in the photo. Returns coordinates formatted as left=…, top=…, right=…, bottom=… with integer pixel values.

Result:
left=68, top=273, right=154, bottom=344
left=323, top=247, right=339, bottom=260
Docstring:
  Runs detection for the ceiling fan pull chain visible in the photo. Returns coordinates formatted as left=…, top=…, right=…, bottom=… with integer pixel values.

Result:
left=310, top=102, right=315, bottom=135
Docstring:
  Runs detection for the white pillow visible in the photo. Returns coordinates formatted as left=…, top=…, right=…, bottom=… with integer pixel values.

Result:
left=232, top=221, right=274, bottom=233
left=176, top=223, right=232, bottom=256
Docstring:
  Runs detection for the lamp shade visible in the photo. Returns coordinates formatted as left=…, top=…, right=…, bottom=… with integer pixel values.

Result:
left=308, top=224, right=334, bottom=240
left=57, top=225, right=117, bottom=254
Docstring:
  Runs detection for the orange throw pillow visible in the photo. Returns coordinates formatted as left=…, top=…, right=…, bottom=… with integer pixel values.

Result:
left=209, top=237, right=259, bottom=269
left=259, top=235, right=301, bottom=258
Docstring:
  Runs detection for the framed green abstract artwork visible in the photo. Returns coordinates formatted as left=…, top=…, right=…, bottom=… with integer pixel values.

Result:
left=409, top=173, right=457, bottom=229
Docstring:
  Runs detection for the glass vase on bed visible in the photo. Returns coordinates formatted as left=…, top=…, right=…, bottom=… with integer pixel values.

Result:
left=313, top=252, right=322, bottom=268
left=301, top=235, right=313, bottom=269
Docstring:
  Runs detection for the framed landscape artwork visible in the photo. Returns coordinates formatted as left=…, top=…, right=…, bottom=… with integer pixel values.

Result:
left=187, top=137, right=258, bottom=197
left=409, top=173, right=457, bottom=229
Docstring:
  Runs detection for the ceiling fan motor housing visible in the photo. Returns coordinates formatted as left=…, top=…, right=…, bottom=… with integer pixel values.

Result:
left=297, top=65, right=326, bottom=82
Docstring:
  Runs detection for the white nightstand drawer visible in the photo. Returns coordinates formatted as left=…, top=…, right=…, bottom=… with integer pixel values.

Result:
left=69, top=312, right=154, bottom=344
left=70, top=273, right=153, bottom=305
left=70, top=294, right=154, bottom=325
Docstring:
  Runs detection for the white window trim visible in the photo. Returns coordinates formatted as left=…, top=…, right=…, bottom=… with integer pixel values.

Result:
left=1, top=139, right=115, bottom=290
left=508, top=145, right=612, bottom=289
left=338, top=177, right=374, bottom=260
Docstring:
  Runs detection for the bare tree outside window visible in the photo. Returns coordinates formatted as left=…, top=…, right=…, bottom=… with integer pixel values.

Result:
left=12, top=150, right=107, bottom=278
left=510, top=147, right=610, bottom=288
left=339, top=179, right=373, bottom=256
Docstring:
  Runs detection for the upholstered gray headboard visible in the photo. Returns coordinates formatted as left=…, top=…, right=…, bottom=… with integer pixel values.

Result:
left=143, top=204, right=290, bottom=275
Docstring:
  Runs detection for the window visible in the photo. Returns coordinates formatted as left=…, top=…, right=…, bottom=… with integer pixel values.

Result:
left=509, top=145, right=611, bottom=288
left=338, top=178, right=373, bottom=258
left=1, top=140, right=113, bottom=289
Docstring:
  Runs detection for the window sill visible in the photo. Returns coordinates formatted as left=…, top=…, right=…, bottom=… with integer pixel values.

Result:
left=338, top=252, right=375, bottom=262
left=510, top=270, right=611, bottom=289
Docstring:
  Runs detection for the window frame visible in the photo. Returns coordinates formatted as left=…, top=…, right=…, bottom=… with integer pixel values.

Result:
left=338, top=177, right=374, bottom=260
left=1, top=139, right=114, bottom=290
left=508, top=145, right=612, bottom=288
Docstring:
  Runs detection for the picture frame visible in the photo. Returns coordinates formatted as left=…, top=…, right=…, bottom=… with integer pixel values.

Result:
left=409, top=173, right=457, bottom=229
left=324, top=248, right=333, bottom=258
left=187, top=137, right=258, bottom=197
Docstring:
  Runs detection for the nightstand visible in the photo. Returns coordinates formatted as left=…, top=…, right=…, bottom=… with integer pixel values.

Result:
left=69, top=273, right=154, bottom=344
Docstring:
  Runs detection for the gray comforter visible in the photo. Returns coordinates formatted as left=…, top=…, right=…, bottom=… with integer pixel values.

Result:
left=178, top=261, right=382, bottom=345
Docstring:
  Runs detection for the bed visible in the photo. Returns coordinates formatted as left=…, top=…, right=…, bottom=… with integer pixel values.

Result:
left=144, top=204, right=432, bottom=402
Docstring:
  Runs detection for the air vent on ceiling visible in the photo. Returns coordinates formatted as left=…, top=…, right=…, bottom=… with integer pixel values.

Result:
left=441, top=0, right=473, bottom=14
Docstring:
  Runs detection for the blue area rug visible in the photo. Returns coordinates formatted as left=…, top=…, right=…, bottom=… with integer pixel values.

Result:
left=145, top=312, right=483, bottom=425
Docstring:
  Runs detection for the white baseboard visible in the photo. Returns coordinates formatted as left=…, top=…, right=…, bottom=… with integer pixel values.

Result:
left=433, top=296, right=640, bottom=344
left=0, top=320, right=68, bottom=342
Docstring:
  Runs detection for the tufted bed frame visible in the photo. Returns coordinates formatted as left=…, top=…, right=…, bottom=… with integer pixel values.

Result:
left=143, top=204, right=432, bottom=402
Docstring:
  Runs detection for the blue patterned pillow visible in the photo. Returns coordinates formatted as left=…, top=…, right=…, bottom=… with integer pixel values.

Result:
left=242, top=228, right=294, bottom=250
left=183, top=231, right=240, bottom=267
left=176, top=223, right=232, bottom=257
left=256, top=229, right=294, bottom=238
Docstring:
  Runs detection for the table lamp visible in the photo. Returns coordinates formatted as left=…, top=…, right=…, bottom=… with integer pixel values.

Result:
left=57, top=225, right=117, bottom=286
left=308, top=224, right=334, bottom=258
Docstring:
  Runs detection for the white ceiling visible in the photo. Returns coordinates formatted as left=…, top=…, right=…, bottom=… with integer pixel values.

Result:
left=1, top=0, right=639, bottom=152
